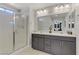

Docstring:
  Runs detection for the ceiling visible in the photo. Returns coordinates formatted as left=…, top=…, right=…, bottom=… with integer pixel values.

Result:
left=5, top=3, right=55, bottom=10
left=0, top=3, right=55, bottom=14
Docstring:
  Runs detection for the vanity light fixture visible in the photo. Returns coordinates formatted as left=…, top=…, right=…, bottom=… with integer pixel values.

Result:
left=36, top=10, right=43, bottom=16
left=53, top=4, right=70, bottom=13
left=36, top=9, right=48, bottom=16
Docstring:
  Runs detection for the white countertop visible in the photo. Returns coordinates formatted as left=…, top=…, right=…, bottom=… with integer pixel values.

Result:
left=32, top=32, right=76, bottom=37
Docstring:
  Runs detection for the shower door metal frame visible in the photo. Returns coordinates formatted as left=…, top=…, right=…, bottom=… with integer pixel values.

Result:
left=13, top=14, right=15, bottom=51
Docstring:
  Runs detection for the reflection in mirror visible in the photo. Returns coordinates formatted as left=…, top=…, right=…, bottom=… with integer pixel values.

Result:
left=37, top=13, right=68, bottom=33
left=72, top=23, right=74, bottom=28
left=37, top=16, right=53, bottom=32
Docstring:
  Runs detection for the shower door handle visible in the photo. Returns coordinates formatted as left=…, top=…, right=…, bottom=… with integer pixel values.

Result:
left=13, top=31, right=15, bottom=50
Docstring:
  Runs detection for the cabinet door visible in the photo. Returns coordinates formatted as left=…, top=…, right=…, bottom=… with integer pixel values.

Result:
left=61, top=41, right=76, bottom=55
left=32, top=37, right=39, bottom=50
left=44, top=38, right=51, bottom=53
left=51, top=39, right=62, bottom=55
left=38, top=37, right=44, bottom=51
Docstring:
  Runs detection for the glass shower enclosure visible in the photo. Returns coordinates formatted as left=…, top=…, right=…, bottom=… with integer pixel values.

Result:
left=0, top=7, right=28, bottom=54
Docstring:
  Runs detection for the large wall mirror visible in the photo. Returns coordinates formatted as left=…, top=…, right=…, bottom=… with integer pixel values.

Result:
left=36, top=4, right=76, bottom=34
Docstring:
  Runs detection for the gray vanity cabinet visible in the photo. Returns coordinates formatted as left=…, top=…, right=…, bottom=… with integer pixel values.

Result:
left=32, top=34, right=76, bottom=55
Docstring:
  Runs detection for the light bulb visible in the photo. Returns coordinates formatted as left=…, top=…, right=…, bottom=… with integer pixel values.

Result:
left=59, top=5, right=64, bottom=12
left=54, top=6, right=59, bottom=13
left=40, top=10, right=43, bottom=13
left=65, top=4, right=70, bottom=12
left=65, top=4, right=70, bottom=8
left=36, top=11, right=41, bottom=16
left=44, top=9, right=48, bottom=15
left=55, top=7, right=59, bottom=10
left=44, top=9, right=47, bottom=13
left=37, top=11, right=40, bottom=14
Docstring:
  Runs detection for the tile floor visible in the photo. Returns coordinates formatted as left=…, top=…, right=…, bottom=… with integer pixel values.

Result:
left=11, top=47, right=50, bottom=55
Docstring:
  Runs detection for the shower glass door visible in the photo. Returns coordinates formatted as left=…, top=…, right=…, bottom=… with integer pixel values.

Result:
left=0, top=11, right=14, bottom=54
left=14, top=14, right=27, bottom=50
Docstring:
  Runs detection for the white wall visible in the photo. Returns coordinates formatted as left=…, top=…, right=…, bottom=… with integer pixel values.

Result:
left=27, top=7, right=35, bottom=47
left=74, top=4, right=79, bottom=55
